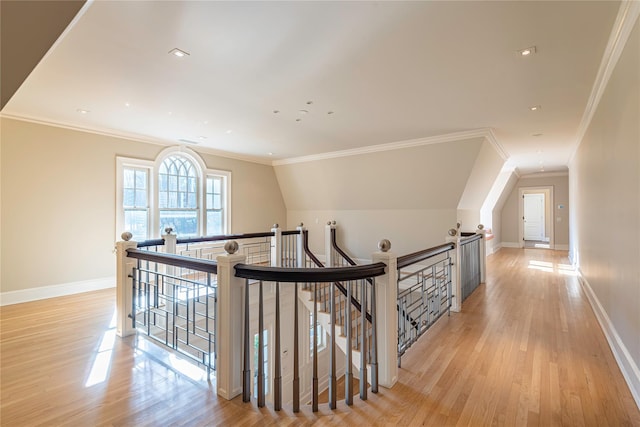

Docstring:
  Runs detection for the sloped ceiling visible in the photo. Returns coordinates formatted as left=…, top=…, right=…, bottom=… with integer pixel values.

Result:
left=0, top=1, right=621, bottom=174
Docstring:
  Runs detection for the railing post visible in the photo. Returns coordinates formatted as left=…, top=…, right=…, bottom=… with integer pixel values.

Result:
left=370, top=239, right=398, bottom=388
left=477, top=225, right=487, bottom=284
left=116, top=232, right=137, bottom=338
left=271, top=223, right=282, bottom=267
left=216, top=241, right=246, bottom=400
left=325, top=221, right=336, bottom=267
left=163, top=228, right=177, bottom=254
left=446, top=229, right=462, bottom=313
left=296, top=223, right=305, bottom=268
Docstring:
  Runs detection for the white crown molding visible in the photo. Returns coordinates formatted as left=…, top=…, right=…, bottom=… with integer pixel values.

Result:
left=519, top=171, right=569, bottom=179
left=570, top=1, right=640, bottom=163
left=273, top=128, right=509, bottom=166
left=0, top=113, right=273, bottom=166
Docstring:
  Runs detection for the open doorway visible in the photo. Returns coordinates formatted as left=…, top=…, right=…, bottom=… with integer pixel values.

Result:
left=518, top=186, right=554, bottom=249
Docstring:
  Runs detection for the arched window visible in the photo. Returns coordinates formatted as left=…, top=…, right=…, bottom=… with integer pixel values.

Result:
left=116, top=147, right=231, bottom=241
left=158, top=155, right=199, bottom=236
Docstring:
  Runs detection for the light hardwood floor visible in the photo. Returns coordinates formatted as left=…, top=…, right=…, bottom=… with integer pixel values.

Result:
left=1, top=248, right=639, bottom=426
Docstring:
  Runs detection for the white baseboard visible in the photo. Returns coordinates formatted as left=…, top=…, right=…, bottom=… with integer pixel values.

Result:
left=577, top=270, right=640, bottom=409
left=501, top=242, right=520, bottom=248
left=0, top=277, right=116, bottom=306
left=554, top=244, right=569, bottom=251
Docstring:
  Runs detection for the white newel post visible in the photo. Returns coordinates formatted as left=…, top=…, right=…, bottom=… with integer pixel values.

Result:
left=216, top=241, right=246, bottom=400
left=477, top=225, right=487, bottom=284
left=163, top=230, right=177, bottom=254
left=296, top=223, right=305, bottom=268
left=116, top=232, right=137, bottom=338
left=271, top=223, right=282, bottom=267
left=446, top=229, right=462, bottom=313
left=325, top=221, right=336, bottom=267
left=371, top=239, right=398, bottom=388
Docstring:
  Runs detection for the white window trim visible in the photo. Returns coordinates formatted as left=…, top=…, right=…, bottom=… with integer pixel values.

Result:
left=116, top=156, right=154, bottom=242
left=117, top=147, right=232, bottom=241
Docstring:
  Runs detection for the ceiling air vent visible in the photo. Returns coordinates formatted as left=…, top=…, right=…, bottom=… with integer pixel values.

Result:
left=178, top=139, right=199, bottom=145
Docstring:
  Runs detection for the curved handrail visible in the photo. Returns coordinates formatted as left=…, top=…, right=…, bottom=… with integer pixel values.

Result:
left=331, top=228, right=357, bottom=266
left=460, top=233, right=482, bottom=245
left=303, top=230, right=372, bottom=323
left=302, top=230, right=325, bottom=268
left=397, top=243, right=455, bottom=269
left=234, top=262, right=386, bottom=283
left=126, top=248, right=218, bottom=274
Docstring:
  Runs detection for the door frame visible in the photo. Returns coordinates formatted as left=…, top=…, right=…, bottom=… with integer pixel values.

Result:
left=518, top=186, right=554, bottom=249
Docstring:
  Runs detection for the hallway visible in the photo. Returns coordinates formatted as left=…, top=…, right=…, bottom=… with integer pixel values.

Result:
left=1, top=249, right=638, bottom=426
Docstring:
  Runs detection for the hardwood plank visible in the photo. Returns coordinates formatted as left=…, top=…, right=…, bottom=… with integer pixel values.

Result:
left=1, top=249, right=639, bottom=426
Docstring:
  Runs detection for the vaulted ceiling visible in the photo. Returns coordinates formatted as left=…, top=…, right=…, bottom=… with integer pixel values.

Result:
left=1, top=1, right=620, bottom=174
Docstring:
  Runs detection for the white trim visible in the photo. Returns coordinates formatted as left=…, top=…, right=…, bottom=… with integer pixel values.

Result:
left=519, top=186, right=554, bottom=250
left=0, top=277, right=115, bottom=306
left=273, top=128, right=509, bottom=166
left=500, top=242, right=520, bottom=248
left=520, top=172, right=569, bottom=179
left=116, top=156, right=154, bottom=242
left=577, top=270, right=640, bottom=409
left=570, top=1, right=640, bottom=163
left=0, top=113, right=273, bottom=166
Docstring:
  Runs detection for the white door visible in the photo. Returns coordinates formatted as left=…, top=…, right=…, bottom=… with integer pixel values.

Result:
left=524, top=193, right=545, bottom=240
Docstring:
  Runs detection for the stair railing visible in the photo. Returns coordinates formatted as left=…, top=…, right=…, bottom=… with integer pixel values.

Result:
left=234, top=257, right=385, bottom=412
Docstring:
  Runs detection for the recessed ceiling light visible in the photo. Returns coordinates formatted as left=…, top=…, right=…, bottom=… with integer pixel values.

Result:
left=203, top=120, right=209, bottom=125
left=299, top=109, right=309, bottom=114
left=530, top=105, right=541, bottom=111
left=77, top=108, right=90, bottom=114
left=226, top=130, right=232, bottom=134
left=306, top=101, right=313, bottom=105
left=198, top=136, right=207, bottom=140
left=273, top=110, right=280, bottom=114
left=532, top=133, right=543, bottom=137
left=124, top=102, right=130, bottom=107
left=169, top=48, right=190, bottom=58
left=268, top=152, right=273, bottom=156
left=518, top=46, right=537, bottom=56
left=327, top=111, right=334, bottom=115
left=178, top=139, right=198, bottom=145
left=168, top=111, right=173, bottom=115
left=296, top=118, right=302, bottom=122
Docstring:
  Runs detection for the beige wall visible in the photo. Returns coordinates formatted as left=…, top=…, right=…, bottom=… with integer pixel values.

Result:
left=457, top=140, right=505, bottom=231
left=569, top=18, right=639, bottom=389
left=275, top=138, right=485, bottom=259
left=500, top=175, right=570, bottom=247
left=0, top=118, right=286, bottom=293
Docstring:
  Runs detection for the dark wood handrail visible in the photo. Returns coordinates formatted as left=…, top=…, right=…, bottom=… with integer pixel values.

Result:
left=397, top=243, right=455, bottom=269
left=177, top=231, right=274, bottom=244
left=136, top=239, right=166, bottom=248
left=134, top=229, right=300, bottom=247
left=304, top=230, right=372, bottom=323
left=126, top=248, right=218, bottom=274
left=330, top=228, right=357, bottom=266
left=234, top=262, right=386, bottom=283
left=460, top=233, right=482, bottom=245
left=302, top=230, right=325, bottom=268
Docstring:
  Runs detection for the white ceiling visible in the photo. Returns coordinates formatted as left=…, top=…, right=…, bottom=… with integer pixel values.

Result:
left=1, top=1, right=620, bottom=174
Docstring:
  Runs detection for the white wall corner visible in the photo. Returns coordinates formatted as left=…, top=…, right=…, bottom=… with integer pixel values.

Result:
left=0, top=277, right=116, bottom=306
left=577, top=270, right=640, bottom=409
